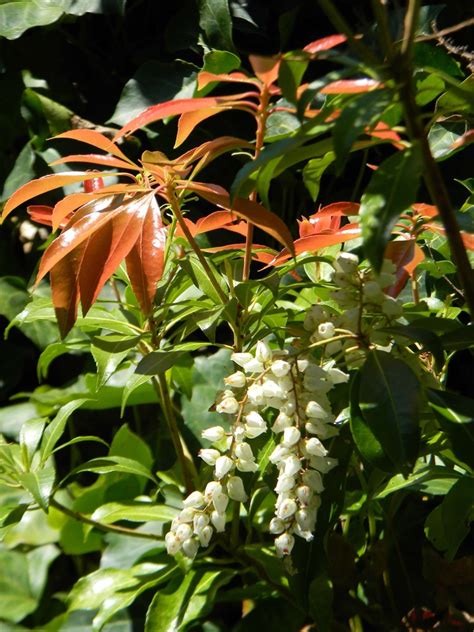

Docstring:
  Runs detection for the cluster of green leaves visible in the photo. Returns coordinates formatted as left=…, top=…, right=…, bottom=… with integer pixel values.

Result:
left=0, top=1, right=474, bottom=631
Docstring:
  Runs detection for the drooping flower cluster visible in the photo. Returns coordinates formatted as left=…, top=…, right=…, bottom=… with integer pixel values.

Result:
left=166, top=252, right=404, bottom=559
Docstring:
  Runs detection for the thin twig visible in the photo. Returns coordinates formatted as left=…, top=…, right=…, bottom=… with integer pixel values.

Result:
left=415, top=17, right=474, bottom=42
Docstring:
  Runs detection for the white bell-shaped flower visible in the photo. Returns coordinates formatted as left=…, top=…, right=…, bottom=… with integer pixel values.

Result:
left=227, top=476, right=248, bottom=502
left=256, top=340, right=273, bottom=363
left=199, top=448, right=221, bottom=466
left=211, top=510, right=226, bottom=532
left=277, top=498, right=298, bottom=520
left=271, top=359, right=291, bottom=377
left=224, top=371, right=247, bottom=388
left=182, top=537, right=199, bottom=559
left=214, top=455, right=234, bottom=479
left=197, top=525, right=213, bottom=547
left=275, top=532, right=295, bottom=557
left=183, top=491, right=205, bottom=509
left=165, top=532, right=181, bottom=555
left=201, top=426, right=226, bottom=442
left=282, top=426, right=301, bottom=447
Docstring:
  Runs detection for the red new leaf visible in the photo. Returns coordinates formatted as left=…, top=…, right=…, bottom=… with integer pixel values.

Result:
left=27, top=205, right=54, bottom=227
left=2, top=171, right=118, bottom=220
left=321, top=79, right=382, bottom=94
left=126, top=197, right=167, bottom=316
left=50, top=245, right=84, bottom=337
left=50, top=154, right=139, bottom=170
left=185, top=181, right=294, bottom=254
left=303, top=34, right=347, bottom=54
left=115, top=95, right=256, bottom=140
left=198, top=71, right=261, bottom=90
left=384, top=238, right=425, bottom=297
left=176, top=107, right=233, bottom=148
left=53, top=129, right=134, bottom=164
left=248, top=55, right=281, bottom=86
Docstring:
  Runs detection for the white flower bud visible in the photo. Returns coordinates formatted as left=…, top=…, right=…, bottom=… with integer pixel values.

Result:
left=201, top=426, right=226, bottom=443
left=335, top=252, right=359, bottom=275
left=193, top=513, right=210, bottom=533
left=262, top=379, right=284, bottom=399
left=305, top=421, right=339, bottom=439
left=224, top=371, right=246, bottom=388
left=297, top=358, right=309, bottom=372
left=327, top=367, right=349, bottom=384
left=269, top=517, right=286, bottom=534
left=295, top=508, right=315, bottom=531
left=305, top=437, right=328, bottom=457
left=296, top=485, right=313, bottom=505
left=199, top=448, right=221, bottom=466
left=177, top=508, right=195, bottom=523
left=277, top=498, right=298, bottom=520
left=182, top=537, right=199, bottom=559
left=175, top=523, right=193, bottom=542
left=231, top=352, right=253, bottom=367
left=271, top=360, right=291, bottom=377
left=165, top=532, right=181, bottom=555
left=272, top=412, right=293, bottom=433
left=183, top=491, right=205, bottom=509
left=247, top=383, right=265, bottom=406
left=211, top=510, right=226, bottom=532
left=256, top=340, right=273, bottom=363
left=281, top=401, right=296, bottom=415
left=306, top=400, right=329, bottom=419
left=214, top=455, right=234, bottom=479
left=318, top=322, right=335, bottom=339
left=363, top=280, right=384, bottom=303
left=216, top=396, right=239, bottom=415
left=204, top=481, right=222, bottom=501
left=236, top=459, right=258, bottom=472
left=244, top=412, right=265, bottom=430
left=227, top=476, right=247, bottom=502
left=275, top=475, right=296, bottom=493
left=235, top=443, right=254, bottom=462
left=269, top=444, right=290, bottom=464
left=197, top=525, right=213, bottom=547
left=213, top=491, right=229, bottom=513
left=284, top=454, right=302, bottom=477
left=282, top=426, right=301, bottom=447
left=293, top=525, right=314, bottom=542
left=243, top=358, right=265, bottom=374
left=310, top=455, right=338, bottom=473
left=302, top=469, right=324, bottom=492
left=275, top=532, right=295, bottom=557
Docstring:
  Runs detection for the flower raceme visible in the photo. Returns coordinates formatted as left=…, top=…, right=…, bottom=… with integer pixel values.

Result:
left=165, top=252, right=406, bottom=560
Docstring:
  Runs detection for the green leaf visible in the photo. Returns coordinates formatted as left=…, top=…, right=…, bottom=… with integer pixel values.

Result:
left=68, top=457, right=156, bottom=483
left=428, top=121, right=467, bottom=160
left=198, top=0, right=235, bottom=53
left=136, top=343, right=207, bottom=376
left=374, top=465, right=461, bottom=499
left=0, top=402, right=41, bottom=440
left=19, top=418, right=45, bottom=466
left=181, top=348, right=233, bottom=442
left=302, top=153, right=335, bottom=201
left=109, top=61, right=197, bottom=126
left=0, top=1, right=65, bottom=40
left=436, top=74, right=474, bottom=115
left=350, top=373, right=392, bottom=471
left=379, top=325, right=444, bottom=369
left=91, top=344, right=130, bottom=390
left=427, top=389, right=474, bottom=469
left=90, top=502, right=178, bottom=526
left=145, top=568, right=234, bottom=632
left=360, top=145, right=423, bottom=271
left=179, top=255, right=228, bottom=305
left=414, top=43, right=463, bottom=78
left=279, top=55, right=309, bottom=104
left=333, top=90, right=392, bottom=172
left=17, top=467, right=55, bottom=510
left=308, top=572, right=333, bottom=632
left=264, top=111, right=301, bottom=142
left=40, top=399, right=89, bottom=463
left=425, top=477, right=474, bottom=559
left=359, top=350, right=422, bottom=472
left=1, top=141, right=35, bottom=201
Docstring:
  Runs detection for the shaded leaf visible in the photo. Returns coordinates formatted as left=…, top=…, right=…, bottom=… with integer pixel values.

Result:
left=198, top=0, right=235, bottom=52
left=360, top=145, right=423, bottom=271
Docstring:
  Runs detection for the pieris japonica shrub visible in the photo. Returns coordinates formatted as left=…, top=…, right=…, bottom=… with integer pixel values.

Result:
left=0, top=2, right=473, bottom=630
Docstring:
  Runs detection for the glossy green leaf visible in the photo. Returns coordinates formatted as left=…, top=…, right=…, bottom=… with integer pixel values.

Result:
left=360, top=350, right=421, bottom=472
left=90, top=502, right=178, bottom=526
left=19, top=418, right=45, bottom=466
left=198, top=0, right=235, bottom=52
left=17, top=467, right=55, bottom=510
left=427, top=389, right=474, bottom=469
left=40, top=399, right=89, bottom=463
left=278, top=55, right=309, bottom=103
left=333, top=90, right=392, bottom=172
left=91, top=344, right=130, bottom=390
left=436, top=74, right=474, bottom=115
left=302, top=152, right=335, bottom=201
left=68, top=456, right=156, bottom=483
left=145, top=568, right=234, bottom=632
left=374, top=465, right=461, bottom=499
left=360, top=145, right=423, bottom=271
left=425, top=477, right=474, bottom=559
left=428, top=121, right=467, bottom=160
left=379, top=325, right=444, bottom=369
left=136, top=343, right=207, bottom=376
left=350, top=373, right=392, bottom=471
